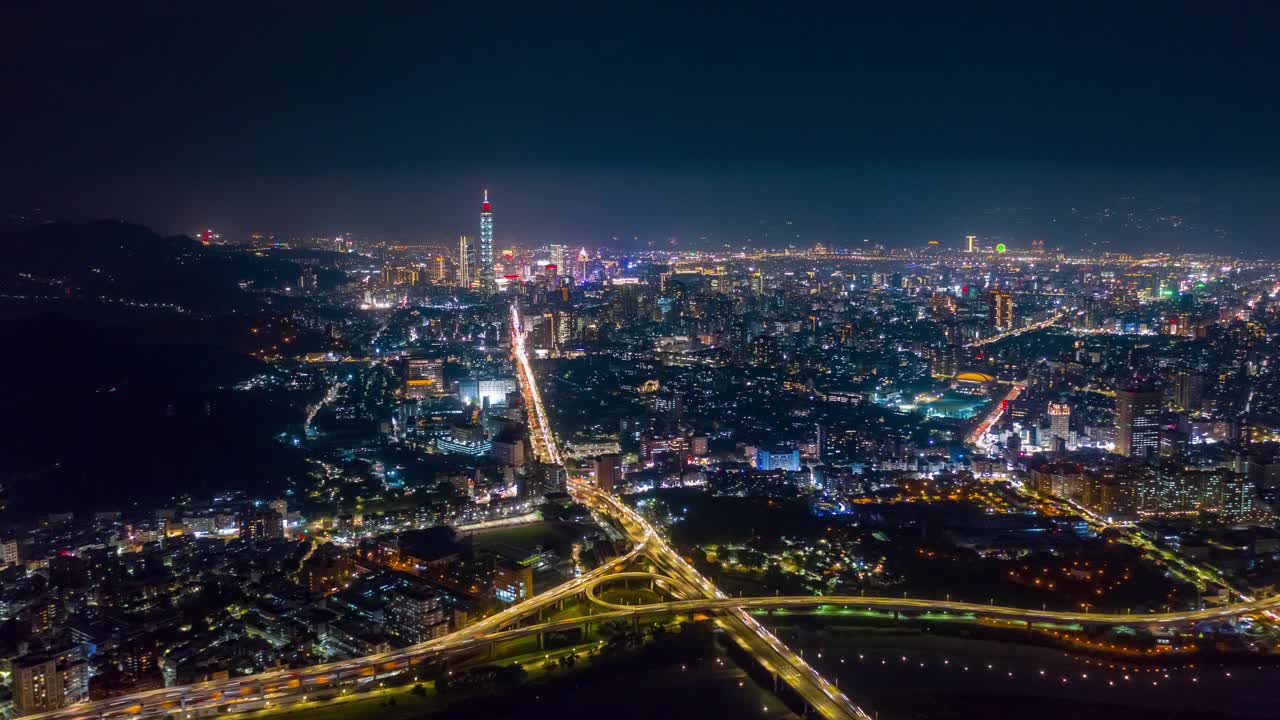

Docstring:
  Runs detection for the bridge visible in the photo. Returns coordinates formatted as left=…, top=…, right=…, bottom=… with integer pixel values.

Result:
left=24, top=302, right=1275, bottom=720
left=580, top=572, right=1280, bottom=627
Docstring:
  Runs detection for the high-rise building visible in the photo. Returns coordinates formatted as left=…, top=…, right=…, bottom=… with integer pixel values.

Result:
left=13, top=650, right=86, bottom=715
left=457, top=235, right=473, bottom=288
left=431, top=255, right=449, bottom=284
left=239, top=510, right=284, bottom=542
left=387, top=587, right=453, bottom=642
left=548, top=244, right=567, bottom=274
left=575, top=248, right=589, bottom=283
left=405, top=358, right=446, bottom=398
left=987, top=289, right=1014, bottom=331
left=1174, top=371, right=1204, bottom=410
left=1, top=537, right=19, bottom=566
left=1115, top=387, right=1162, bottom=459
left=14, top=655, right=61, bottom=715
left=965, top=234, right=977, bottom=253
left=1047, top=402, right=1071, bottom=448
left=591, top=453, right=623, bottom=494
left=479, top=191, right=495, bottom=293
left=298, top=266, right=317, bottom=289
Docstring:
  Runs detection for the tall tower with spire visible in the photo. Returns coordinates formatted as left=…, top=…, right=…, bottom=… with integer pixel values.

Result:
left=479, top=190, right=495, bottom=293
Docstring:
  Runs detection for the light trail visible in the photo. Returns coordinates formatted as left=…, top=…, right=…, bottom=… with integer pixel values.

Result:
left=964, top=311, right=1067, bottom=348
left=580, top=572, right=1280, bottom=625
left=967, top=382, right=1023, bottom=449
left=510, top=303, right=867, bottom=720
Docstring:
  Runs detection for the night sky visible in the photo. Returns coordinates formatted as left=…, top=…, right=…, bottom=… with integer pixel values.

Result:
left=4, top=3, right=1279, bottom=252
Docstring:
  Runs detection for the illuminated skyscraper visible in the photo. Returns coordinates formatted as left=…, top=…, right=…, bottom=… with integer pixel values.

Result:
left=548, top=244, right=566, bottom=274
left=479, top=190, right=495, bottom=293
left=575, top=247, right=589, bottom=283
left=457, top=235, right=473, bottom=288
left=965, top=234, right=977, bottom=253
left=1115, top=387, right=1161, bottom=459
left=1047, top=402, right=1071, bottom=448
left=988, top=289, right=1014, bottom=331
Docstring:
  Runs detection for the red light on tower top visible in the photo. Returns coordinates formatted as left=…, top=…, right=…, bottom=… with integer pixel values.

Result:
left=482, top=189, right=490, bottom=213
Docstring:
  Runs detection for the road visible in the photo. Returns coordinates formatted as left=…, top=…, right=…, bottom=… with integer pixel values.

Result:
left=511, top=303, right=869, bottom=720
left=967, top=382, right=1023, bottom=449
left=964, top=310, right=1068, bottom=348
left=580, top=572, right=1280, bottom=626
left=27, top=525, right=1280, bottom=720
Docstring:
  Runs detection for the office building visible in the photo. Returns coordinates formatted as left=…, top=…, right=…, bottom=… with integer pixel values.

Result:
left=492, top=557, right=534, bottom=603
left=549, top=244, right=567, bottom=275
left=457, top=377, right=517, bottom=407
left=756, top=447, right=801, bottom=472
left=457, top=235, right=473, bottom=288
left=591, top=453, right=623, bottom=493
left=479, top=191, right=495, bottom=293
left=1115, top=387, right=1162, bottom=459
left=987, top=289, right=1014, bottom=331
left=405, top=358, right=446, bottom=398
left=1047, top=402, right=1071, bottom=448
left=1174, top=371, right=1204, bottom=411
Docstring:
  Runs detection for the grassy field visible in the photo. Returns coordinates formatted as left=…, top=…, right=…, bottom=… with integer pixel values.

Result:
left=466, top=521, right=590, bottom=556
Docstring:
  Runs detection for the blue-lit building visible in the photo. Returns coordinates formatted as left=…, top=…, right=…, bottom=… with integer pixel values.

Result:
left=756, top=447, right=801, bottom=472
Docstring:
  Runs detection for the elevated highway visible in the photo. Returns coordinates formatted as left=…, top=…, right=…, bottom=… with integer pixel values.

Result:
left=583, top=573, right=1280, bottom=627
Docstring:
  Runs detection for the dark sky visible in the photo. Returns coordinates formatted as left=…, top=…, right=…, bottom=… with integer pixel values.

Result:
left=4, top=2, right=1279, bottom=252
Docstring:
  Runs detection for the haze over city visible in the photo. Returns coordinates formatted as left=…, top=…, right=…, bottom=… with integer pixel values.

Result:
left=5, top=3, right=1280, bottom=252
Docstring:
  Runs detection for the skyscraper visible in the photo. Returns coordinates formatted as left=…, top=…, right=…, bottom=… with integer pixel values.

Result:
left=965, top=234, right=977, bottom=253
left=457, top=235, right=473, bottom=288
left=1174, top=371, right=1204, bottom=410
left=549, top=244, right=567, bottom=274
left=1115, top=387, right=1162, bottom=459
left=1047, top=402, right=1071, bottom=449
left=988, top=289, right=1014, bottom=331
left=479, top=190, right=495, bottom=293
